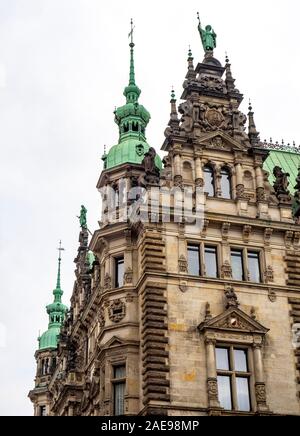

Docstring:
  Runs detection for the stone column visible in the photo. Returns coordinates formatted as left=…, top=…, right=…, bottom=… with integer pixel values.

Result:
left=68, top=403, right=74, bottom=416
left=173, top=152, right=183, bottom=188
left=235, top=162, right=244, bottom=199
left=205, top=339, right=220, bottom=409
left=195, top=157, right=204, bottom=187
left=253, top=343, right=269, bottom=413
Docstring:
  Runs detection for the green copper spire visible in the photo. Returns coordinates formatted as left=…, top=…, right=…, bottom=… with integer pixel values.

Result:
left=38, top=242, right=68, bottom=350
left=104, top=20, right=162, bottom=171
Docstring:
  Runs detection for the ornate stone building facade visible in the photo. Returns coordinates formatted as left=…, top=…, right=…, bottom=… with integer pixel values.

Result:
left=29, top=19, right=300, bottom=416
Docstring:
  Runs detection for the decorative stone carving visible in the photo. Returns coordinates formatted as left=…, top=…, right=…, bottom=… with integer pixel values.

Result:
left=178, top=100, right=194, bottom=133
left=255, top=383, right=268, bottom=408
left=221, top=261, right=232, bottom=279
left=236, top=184, right=246, bottom=200
left=264, top=266, right=274, bottom=283
left=98, top=308, right=105, bottom=328
left=108, top=300, right=126, bottom=323
left=207, top=378, right=219, bottom=402
left=104, top=273, right=112, bottom=291
left=243, top=225, right=252, bottom=243
left=268, top=289, right=277, bottom=303
left=263, top=170, right=279, bottom=205
left=200, top=76, right=224, bottom=92
left=294, top=232, right=300, bottom=246
left=179, top=283, right=188, bottom=293
left=273, top=166, right=292, bottom=204
left=141, top=147, right=160, bottom=186
left=256, top=187, right=266, bottom=203
left=179, top=255, right=188, bottom=273
left=173, top=175, right=183, bottom=189
left=224, top=286, right=239, bottom=309
left=124, top=267, right=133, bottom=285
left=285, top=231, right=294, bottom=248
left=264, top=228, right=273, bottom=246
left=221, top=222, right=230, bottom=241
left=250, top=307, right=257, bottom=320
left=201, top=219, right=209, bottom=237
left=205, top=108, right=224, bottom=128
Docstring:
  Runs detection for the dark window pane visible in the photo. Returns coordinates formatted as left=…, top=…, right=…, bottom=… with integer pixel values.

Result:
left=236, top=377, right=251, bottom=412
left=114, top=382, right=125, bottom=416
left=234, top=349, right=248, bottom=372
left=204, top=166, right=215, bottom=197
left=231, top=250, right=244, bottom=281
left=221, top=169, right=232, bottom=199
left=205, top=246, right=218, bottom=278
left=188, top=245, right=200, bottom=276
left=217, top=376, right=232, bottom=410
left=114, top=365, right=126, bottom=379
left=216, top=348, right=230, bottom=371
left=248, top=252, right=261, bottom=283
left=115, top=257, right=124, bottom=288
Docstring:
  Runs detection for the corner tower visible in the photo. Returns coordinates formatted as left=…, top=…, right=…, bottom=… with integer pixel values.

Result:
left=28, top=243, right=68, bottom=416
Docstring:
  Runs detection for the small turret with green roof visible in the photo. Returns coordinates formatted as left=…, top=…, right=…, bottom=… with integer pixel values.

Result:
left=38, top=242, right=68, bottom=351
left=103, top=20, right=162, bottom=171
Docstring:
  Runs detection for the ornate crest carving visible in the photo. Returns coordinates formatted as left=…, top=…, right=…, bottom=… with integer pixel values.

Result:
left=224, top=286, right=239, bottom=309
left=205, top=108, right=224, bottom=128
left=179, top=255, right=188, bottom=273
left=108, top=300, right=126, bottom=323
left=264, top=266, right=274, bottom=283
left=221, top=261, right=232, bottom=279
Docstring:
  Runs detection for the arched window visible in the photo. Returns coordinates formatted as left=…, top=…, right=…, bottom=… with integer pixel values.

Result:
left=220, top=167, right=232, bottom=199
left=204, top=166, right=215, bottom=197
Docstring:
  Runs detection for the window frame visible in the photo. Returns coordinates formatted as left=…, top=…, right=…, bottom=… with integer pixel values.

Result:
left=231, top=247, right=263, bottom=284
left=203, top=165, right=216, bottom=198
left=187, top=243, right=220, bottom=279
left=114, top=256, right=125, bottom=289
left=112, top=363, right=126, bottom=416
left=220, top=166, right=233, bottom=200
left=216, top=345, right=253, bottom=413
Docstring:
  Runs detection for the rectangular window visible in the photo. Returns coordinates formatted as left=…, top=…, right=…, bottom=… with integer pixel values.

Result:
left=39, top=406, right=46, bottom=416
left=204, top=246, right=218, bottom=278
left=113, top=365, right=126, bottom=416
left=187, top=245, right=201, bottom=276
left=216, top=347, right=251, bottom=412
left=248, top=251, right=261, bottom=283
left=231, top=248, right=263, bottom=283
left=115, top=257, right=124, bottom=288
left=231, top=250, right=244, bottom=281
left=217, top=376, right=232, bottom=411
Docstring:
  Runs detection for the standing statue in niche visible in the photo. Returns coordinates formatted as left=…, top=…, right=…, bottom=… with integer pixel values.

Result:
left=197, top=13, right=217, bottom=53
left=141, top=147, right=160, bottom=185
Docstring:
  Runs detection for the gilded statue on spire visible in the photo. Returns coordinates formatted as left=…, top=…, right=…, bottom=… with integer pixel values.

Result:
left=197, top=13, right=217, bottom=53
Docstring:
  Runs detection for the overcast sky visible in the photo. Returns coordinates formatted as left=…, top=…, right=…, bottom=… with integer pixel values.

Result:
left=0, top=0, right=299, bottom=416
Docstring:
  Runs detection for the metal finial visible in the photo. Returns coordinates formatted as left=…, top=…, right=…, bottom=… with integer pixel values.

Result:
left=225, top=51, right=229, bottom=64
left=128, top=18, right=135, bottom=46
left=171, top=87, right=176, bottom=101
left=248, top=99, right=252, bottom=112
left=197, top=11, right=200, bottom=24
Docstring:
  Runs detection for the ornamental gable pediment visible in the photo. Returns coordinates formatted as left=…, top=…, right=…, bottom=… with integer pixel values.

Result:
left=198, top=131, right=249, bottom=153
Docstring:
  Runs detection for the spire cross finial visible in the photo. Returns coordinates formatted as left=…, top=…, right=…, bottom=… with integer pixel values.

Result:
left=129, top=18, right=135, bottom=46
left=57, top=240, right=65, bottom=261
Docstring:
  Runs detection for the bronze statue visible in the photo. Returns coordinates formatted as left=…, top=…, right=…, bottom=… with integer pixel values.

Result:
left=273, top=166, right=290, bottom=197
left=197, top=13, right=217, bottom=52
left=141, top=147, right=160, bottom=185
left=78, top=205, right=88, bottom=229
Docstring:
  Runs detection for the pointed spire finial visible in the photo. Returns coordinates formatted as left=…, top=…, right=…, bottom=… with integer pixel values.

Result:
left=171, top=87, right=176, bottom=101
left=55, top=241, right=65, bottom=296
left=129, top=18, right=135, bottom=47
left=248, top=99, right=260, bottom=146
left=225, top=52, right=229, bottom=64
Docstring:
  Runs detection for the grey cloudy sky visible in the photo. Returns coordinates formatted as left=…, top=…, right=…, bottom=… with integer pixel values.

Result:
left=0, top=0, right=299, bottom=416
